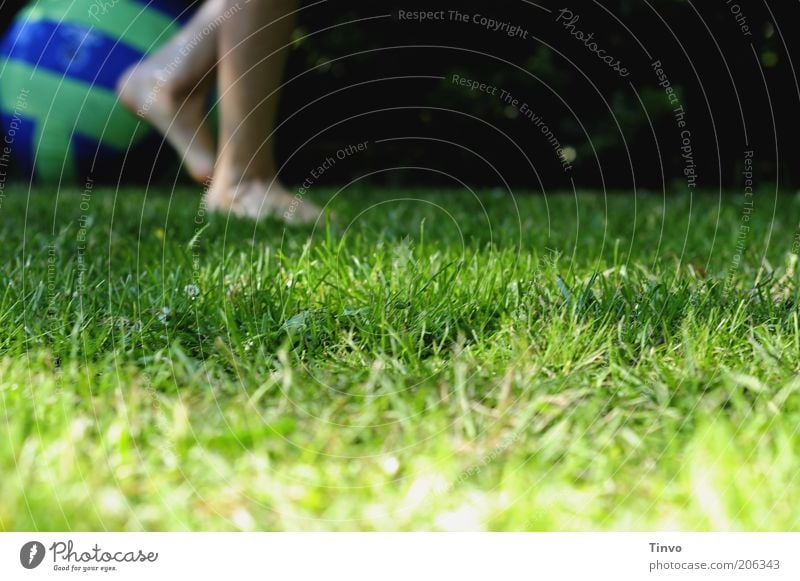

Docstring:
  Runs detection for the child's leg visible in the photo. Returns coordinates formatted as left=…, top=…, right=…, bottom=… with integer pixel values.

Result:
left=117, top=0, right=224, bottom=183
left=206, top=0, right=322, bottom=224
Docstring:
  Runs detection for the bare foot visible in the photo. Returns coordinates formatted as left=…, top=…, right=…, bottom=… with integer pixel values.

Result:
left=117, top=64, right=216, bottom=184
left=206, top=180, right=323, bottom=225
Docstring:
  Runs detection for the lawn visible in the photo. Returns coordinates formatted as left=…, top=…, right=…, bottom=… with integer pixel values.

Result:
left=1, top=186, right=799, bottom=531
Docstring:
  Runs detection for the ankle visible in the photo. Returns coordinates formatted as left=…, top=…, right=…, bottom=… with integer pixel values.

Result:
left=213, top=164, right=279, bottom=191
left=207, top=174, right=282, bottom=205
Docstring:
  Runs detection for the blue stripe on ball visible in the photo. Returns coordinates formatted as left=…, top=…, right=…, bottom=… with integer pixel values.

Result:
left=1, top=110, right=37, bottom=180
left=1, top=19, right=143, bottom=92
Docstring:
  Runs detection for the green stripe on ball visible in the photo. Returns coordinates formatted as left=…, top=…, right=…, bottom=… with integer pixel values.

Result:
left=1, top=60, right=150, bottom=149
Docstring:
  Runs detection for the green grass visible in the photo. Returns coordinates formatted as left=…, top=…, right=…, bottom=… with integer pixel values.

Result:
left=1, top=186, right=799, bottom=531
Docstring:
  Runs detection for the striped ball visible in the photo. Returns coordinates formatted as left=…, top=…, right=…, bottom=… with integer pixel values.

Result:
left=0, top=0, right=195, bottom=183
